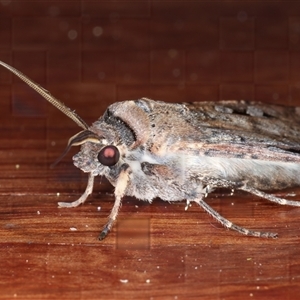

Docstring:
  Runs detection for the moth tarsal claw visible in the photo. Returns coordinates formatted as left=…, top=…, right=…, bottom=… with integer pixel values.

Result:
left=98, top=226, right=110, bottom=240
left=58, top=173, right=95, bottom=208
left=261, top=232, right=278, bottom=239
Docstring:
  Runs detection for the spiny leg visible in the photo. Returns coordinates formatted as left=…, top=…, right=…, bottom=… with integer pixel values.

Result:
left=58, top=173, right=95, bottom=208
left=194, top=197, right=278, bottom=238
left=99, top=167, right=130, bottom=240
left=241, top=185, right=300, bottom=207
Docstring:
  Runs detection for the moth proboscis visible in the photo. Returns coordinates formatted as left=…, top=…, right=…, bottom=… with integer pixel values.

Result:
left=1, top=59, right=300, bottom=240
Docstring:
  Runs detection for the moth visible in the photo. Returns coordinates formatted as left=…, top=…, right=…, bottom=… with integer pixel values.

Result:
left=1, top=60, right=300, bottom=240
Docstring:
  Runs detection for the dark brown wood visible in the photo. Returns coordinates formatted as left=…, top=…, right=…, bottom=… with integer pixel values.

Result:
left=1, top=160, right=300, bottom=300
left=1, top=1, right=300, bottom=299
left=2, top=121, right=300, bottom=300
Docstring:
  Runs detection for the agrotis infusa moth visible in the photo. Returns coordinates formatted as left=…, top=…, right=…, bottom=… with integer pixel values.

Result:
left=1, top=60, right=300, bottom=240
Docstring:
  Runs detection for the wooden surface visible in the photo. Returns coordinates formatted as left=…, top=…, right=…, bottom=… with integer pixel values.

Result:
left=1, top=1, right=300, bottom=299
left=1, top=148, right=300, bottom=300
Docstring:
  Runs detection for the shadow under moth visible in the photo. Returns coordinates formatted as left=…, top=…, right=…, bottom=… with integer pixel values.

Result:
left=1, top=60, right=300, bottom=240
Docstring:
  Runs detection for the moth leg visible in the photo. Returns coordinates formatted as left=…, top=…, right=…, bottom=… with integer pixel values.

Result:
left=58, top=173, right=95, bottom=208
left=193, top=197, right=278, bottom=238
left=99, top=167, right=130, bottom=240
left=240, top=185, right=300, bottom=207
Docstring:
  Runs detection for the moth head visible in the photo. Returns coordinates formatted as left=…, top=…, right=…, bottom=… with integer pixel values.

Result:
left=52, top=129, right=121, bottom=170
left=0, top=60, right=122, bottom=173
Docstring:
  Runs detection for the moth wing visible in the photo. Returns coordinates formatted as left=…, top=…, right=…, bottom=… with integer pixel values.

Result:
left=184, top=100, right=300, bottom=163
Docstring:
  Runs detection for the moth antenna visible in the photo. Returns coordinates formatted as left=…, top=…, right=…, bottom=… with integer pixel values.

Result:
left=51, top=130, right=102, bottom=168
left=0, top=60, right=89, bottom=130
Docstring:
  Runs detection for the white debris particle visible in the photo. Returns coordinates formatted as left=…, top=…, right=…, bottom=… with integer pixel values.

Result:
left=85, top=225, right=89, bottom=228
left=157, top=266, right=160, bottom=269
left=26, top=260, right=28, bottom=263
left=70, top=227, right=77, bottom=231
left=37, top=211, right=40, bottom=215
left=120, top=279, right=128, bottom=283
left=135, top=205, right=139, bottom=208
left=15, top=164, right=20, bottom=169
left=56, top=193, right=60, bottom=197
left=250, top=293, right=253, bottom=297
left=146, top=279, right=150, bottom=283
left=97, top=206, right=101, bottom=211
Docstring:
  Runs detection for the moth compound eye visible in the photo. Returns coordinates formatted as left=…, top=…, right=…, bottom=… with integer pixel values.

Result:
left=97, top=145, right=120, bottom=166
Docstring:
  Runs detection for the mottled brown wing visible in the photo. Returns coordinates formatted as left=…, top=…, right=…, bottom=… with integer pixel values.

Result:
left=184, top=100, right=300, bottom=163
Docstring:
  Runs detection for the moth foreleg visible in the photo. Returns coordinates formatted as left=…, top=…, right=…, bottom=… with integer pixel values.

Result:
left=58, top=173, right=95, bottom=208
left=98, top=166, right=130, bottom=240
left=193, top=197, right=278, bottom=238
left=240, top=185, right=300, bottom=207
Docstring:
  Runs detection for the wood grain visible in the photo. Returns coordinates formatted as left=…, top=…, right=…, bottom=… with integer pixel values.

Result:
left=1, top=136, right=300, bottom=299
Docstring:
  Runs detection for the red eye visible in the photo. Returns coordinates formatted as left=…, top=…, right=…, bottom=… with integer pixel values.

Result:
left=97, top=145, right=120, bottom=166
